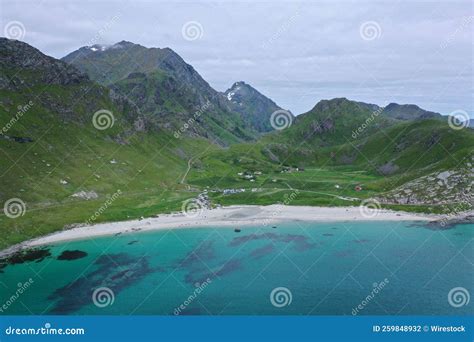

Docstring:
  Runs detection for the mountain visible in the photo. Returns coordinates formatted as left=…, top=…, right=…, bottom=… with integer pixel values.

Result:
left=0, top=38, right=88, bottom=89
left=257, top=97, right=474, bottom=192
left=263, top=97, right=471, bottom=156
left=63, top=41, right=207, bottom=88
left=62, top=41, right=263, bottom=144
left=224, top=81, right=289, bottom=133
left=265, top=97, right=395, bottom=148
left=381, top=103, right=442, bottom=121
left=260, top=98, right=450, bottom=152
left=0, top=38, right=216, bottom=248
left=1, top=39, right=473, bottom=250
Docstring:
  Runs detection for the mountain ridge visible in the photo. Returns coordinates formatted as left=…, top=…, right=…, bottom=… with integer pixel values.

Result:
left=0, top=38, right=89, bottom=89
left=62, top=41, right=285, bottom=144
left=224, top=81, right=291, bottom=133
left=382, top=102, right=442, bottom=121
left=1, top=38, right=472, bottom=250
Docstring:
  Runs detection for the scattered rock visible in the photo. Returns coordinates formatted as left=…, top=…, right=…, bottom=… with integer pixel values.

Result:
left=378, top=161, right=399, bottom=175
left=71, top=190, right=98, bottom=200
left=0, top=248, right=51, bottom=272
left=378, top=157, right=474, bottom=205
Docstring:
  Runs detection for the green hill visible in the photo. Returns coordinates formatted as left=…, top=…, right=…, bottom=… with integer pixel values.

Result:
left=62, top=41, right=280, bottom=145
left=0, top=38, right=472, bottom=250
left=0, top=38, right=216, bottom=248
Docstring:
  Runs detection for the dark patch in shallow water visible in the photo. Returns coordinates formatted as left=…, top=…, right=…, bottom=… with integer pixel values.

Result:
left=184, top=271, right=202, bottom=285
left=180, top=233, right=314, bottom=286
left=0, top=247, right=51, bottom=272
left=190, top=259, right=243, bottom=285
left=48, top=253, right=157, bottom=314
left=127, top=240, right=139, bottom=245
left=229, top=233, right=315, bottom=251
left=215, top=259, right=242, bottom=277
left=57, top=250, right=88, bottom=261
left=177, top=240, right=219, bottom=284
left=250, top=244, right=275, bottom=259
left=322, top=233, right=334, bottom=237
left=177, top=240, right=247, bottom=284
left=179, top=240, right=216, bottom=268
left=184, top=259, right=243, bottom=285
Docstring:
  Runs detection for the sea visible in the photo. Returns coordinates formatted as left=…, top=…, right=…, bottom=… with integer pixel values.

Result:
left=0, top=221, right=472, bottom=315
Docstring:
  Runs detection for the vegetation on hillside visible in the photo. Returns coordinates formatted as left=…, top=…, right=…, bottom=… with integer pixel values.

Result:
left=0, top=38, right=472, bottom=250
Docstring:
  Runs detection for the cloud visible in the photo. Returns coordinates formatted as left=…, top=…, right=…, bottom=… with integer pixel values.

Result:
left=2, top=0, right=472, bottom=117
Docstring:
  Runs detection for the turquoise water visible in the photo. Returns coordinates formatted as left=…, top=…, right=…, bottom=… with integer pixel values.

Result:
left=0, top=221, right=472, bottom=315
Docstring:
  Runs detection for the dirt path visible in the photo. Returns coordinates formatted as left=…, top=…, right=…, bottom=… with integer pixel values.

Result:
left=180, top=147, right=213, bottom=184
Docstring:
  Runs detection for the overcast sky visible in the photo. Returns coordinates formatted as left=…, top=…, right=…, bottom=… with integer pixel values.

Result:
left=1, top=0, right=473, bottom=117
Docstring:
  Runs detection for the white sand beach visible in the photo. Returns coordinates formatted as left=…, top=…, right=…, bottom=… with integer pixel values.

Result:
left=9, top=205, right=441, bottom=251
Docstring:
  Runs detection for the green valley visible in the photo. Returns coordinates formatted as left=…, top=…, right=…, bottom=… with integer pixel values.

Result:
left=0, top=38, right=472, bottom=250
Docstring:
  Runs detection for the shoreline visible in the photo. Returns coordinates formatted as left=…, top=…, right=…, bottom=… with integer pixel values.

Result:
left=0, top=205, right=446, bottom=257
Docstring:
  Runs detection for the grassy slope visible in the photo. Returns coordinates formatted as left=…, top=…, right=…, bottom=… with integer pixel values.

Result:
left=1, top=64, right=473, bottom=251
left=111, top=71, right=254, bottom=145
left=186, top=118, right=473, bottom=212
left=0, top=78, right=219, bottom=249
left=64, top=44, right=259, bottom=145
